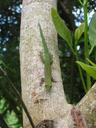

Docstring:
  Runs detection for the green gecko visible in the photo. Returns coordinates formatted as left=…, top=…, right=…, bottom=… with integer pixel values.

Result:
left=38, top=23, right=53, bottom=91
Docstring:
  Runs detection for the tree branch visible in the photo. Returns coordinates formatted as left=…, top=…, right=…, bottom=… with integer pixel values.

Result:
left=77, top=82, right=96, bottom=128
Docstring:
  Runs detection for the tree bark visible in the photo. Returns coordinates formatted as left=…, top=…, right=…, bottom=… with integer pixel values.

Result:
left=77, top=82, right=96, bottom=128
left=20, top=0, right=72, bottom=128
left=20, top=0, right=96, bottom=128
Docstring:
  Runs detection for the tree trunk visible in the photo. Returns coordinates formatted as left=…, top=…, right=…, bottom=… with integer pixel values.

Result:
left=20, top=0, right=96, bottom=128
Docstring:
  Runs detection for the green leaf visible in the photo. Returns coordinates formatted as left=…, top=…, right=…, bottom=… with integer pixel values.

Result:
left=86, top=58, right=96, bottom=66
left=5, top=111, right=22, bottom=128
left=89, top=12, right=96, bottom=54
left=51, top=8, right=74, bottom=54
left=84, top=0, right=87, bottom=5
left=0, top=98, right=9, bottom=114
left=78, top=0, right=83, bottom=5
left=0, top=97, right=22, bottom=128
left=74, top=23, right=84, bottom=43
left=76, top=61, right=96, bottom=79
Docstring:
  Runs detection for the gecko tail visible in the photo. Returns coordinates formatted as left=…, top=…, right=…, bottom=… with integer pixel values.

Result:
left=45, top=84, right=52, bottom=91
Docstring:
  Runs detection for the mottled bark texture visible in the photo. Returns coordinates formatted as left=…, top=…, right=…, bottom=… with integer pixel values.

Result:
left=20, top=0, right=96, bottom=128
left=78, top=82, right=96, bottom=128
left=20, top=0, right=72, bottom=128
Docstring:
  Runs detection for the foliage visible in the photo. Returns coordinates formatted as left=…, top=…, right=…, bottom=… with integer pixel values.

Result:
left=51, top=8, right=73, bottom=54
left=77, top=59, right=96, bottom=79
left=51, top=8, right=86, bottom=92
left=0, top=59, right=22, bottom=127
left=0, top=97, right=22, bottom=128
left=77, top=10, right=96, bottom=81
left=0, top=0, right=22, bottom=126
left=0, top=60, right=35, bottom=128
left=74, top=23, right=84, bottom=43
left=89, top=12, right=96, bottom=54
left=51, top=2, right=96, bottom=93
